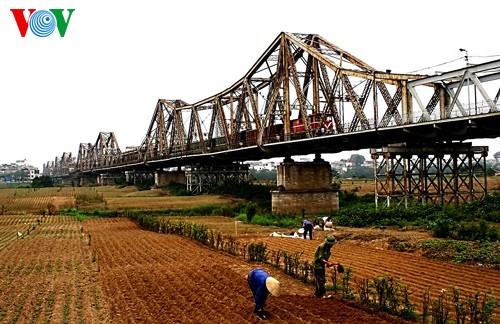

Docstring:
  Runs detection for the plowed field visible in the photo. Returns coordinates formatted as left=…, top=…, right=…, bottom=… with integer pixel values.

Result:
left=1, top=213, right=498, bottom=323
left=0, top=215, right=110, bottom=323
left=85, top=218, right=410, bottom=323
left=249, top=236, right=500, bottom=310
left=164, top=216, right=500, bottom=320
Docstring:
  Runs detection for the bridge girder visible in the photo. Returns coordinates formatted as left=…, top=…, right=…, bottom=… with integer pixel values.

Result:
left=46, top=32, right=500, bottom=177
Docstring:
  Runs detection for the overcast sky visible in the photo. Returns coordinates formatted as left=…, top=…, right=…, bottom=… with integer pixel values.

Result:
left=1, top=0, right=499, bottom=169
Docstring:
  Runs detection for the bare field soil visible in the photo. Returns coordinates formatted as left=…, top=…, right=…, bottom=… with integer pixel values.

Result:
left=0, top=216, right=498, bottom=323
left=1, top=184, right=499, bottom=322
left=85, top=218, right=409, bottom=323
left=0, top=215, right=409, bottom=323
left=0, top=215, right=110, bottom=323
left=339, top=177, right=500, bottom=196
left=103, top=195, right=234, bottom=210
left=168, top=216, right=500, bottom=320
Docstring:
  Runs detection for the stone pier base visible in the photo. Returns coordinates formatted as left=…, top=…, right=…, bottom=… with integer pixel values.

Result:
left=155, top=170, right=186, bottom=187
left=271, top=156, right=338, bottom=215
left=272, top=190, right=338, bottom=215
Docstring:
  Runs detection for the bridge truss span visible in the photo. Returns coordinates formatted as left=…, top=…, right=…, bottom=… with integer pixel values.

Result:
left=105, top=32, right=432, bottom=169
left=46, top=32, right=500, bottom=176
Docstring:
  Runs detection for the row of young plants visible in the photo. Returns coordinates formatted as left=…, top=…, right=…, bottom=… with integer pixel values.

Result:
left=169, top=180, right=500, bottom=242
left=58, top=200, right=499, bottom=268
left=129, top=214, right=499, bottom=323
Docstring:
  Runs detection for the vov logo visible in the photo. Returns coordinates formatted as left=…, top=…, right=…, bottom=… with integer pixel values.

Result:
left=11, top=9, right=75, bottom=37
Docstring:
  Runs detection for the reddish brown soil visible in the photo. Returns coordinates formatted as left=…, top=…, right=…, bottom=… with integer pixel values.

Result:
left=162, top=216, right=500, bottom=320
left=239, top=231, right=500, bottom=316
left=0, top=216, right=110, bottom=323
left=1, top=215, right=498, bottom=323
left=85, top=218, right=410, bottom=323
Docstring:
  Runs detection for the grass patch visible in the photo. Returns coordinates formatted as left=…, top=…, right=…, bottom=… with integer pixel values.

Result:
left=419, top=240, right=500, bottom=268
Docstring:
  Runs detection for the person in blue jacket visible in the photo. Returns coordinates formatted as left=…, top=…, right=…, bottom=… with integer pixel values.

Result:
left=302, top=219, right=314, bottom=240
left=247, top=269, right=281, bottom=320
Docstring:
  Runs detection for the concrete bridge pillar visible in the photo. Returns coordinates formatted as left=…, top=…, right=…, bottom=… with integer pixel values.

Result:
left=271, top=154, right=339, bottom=215
left=125, top=171, right=134, bottom=184
left=99, top=174, right=116, bottom=186
left=77, top=176, right=96, bottom=186
left=155, top=169, right=186, bottom=187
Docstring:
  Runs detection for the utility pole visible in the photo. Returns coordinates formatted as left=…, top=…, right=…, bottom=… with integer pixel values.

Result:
left=459, top=48, right=471, bottom=114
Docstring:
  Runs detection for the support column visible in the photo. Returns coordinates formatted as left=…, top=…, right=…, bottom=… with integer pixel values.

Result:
left=155, top=168, right=186, bottom=187
left=371, top=143, right=488, bottom=207
left=125, top=171, right=134, bottom=185
left=271, top=154, right=339, bottom=215
left=99, top=173, right=118, bottom=186
left=185, top=163, right=249, bottom=194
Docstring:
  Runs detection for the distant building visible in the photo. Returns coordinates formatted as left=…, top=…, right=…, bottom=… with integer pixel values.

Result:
left=27, top=168, right=40, bottom=180
left=0, top=160, right=39, bottom=182
left=330, top=160, right=347, bottom=173
left=247, top=161, right=277, bottom=171
left=16, top=159, right=29, bottom=167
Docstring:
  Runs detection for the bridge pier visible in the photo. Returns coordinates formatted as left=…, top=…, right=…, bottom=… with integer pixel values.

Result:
left=155, top=168, right=186, bottom=187
left=97, top=173, right=118, bottom=186
left=185, top=163, right=249, bottom=194
left=271, top=154, right=339, bottom=215
left=77, top=176, right=96, bottom=186
left=371, top=143, right=488, bottom=207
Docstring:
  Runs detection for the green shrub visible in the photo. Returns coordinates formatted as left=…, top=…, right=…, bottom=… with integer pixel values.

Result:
left=431, top=214, right=455, bottom=238
left=245, top=202, right=257, bottom=222
left=456, top=220, right=499, bottom=242
left=207, top=179, right=273, bottom=211
left=135, top=178, right=155, bottom=191
left=163, top=181, right=192, bottom=196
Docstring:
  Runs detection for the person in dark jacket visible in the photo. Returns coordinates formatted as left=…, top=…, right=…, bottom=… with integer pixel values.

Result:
left=302, top=219, right=314, bottom=240
left=313, top=236, right=337, bottom=298
left=247, top=269, right=281, bottom=320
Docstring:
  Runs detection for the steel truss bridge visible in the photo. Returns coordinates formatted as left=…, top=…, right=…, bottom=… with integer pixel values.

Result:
left=43, top=32, right=500, bottom=202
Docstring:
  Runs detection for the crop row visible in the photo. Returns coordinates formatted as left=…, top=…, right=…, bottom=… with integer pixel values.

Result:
left=0, top=216, right=105, bottom=323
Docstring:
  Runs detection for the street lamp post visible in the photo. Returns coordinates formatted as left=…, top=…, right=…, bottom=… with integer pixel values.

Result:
left=459, top=48, right=471, bottom=114
left=459, top=48, right=469, bottom=66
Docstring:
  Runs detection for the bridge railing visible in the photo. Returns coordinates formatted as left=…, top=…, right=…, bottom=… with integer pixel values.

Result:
left=51, top=35, right=500, bottom=176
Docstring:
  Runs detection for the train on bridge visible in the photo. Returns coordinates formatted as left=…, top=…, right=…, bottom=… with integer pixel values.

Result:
left=43, top=32, right=500, bottom=207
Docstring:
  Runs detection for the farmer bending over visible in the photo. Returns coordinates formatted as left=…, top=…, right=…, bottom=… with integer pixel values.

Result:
left=302, top=219, right=314, bottom=240
left=247, top=269, right=281, bottom=320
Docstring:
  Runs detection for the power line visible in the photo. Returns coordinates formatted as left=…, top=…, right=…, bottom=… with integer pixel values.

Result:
left=407, top=57, right=463, bottom=74
left=407, top=55, right=500, bottom=74
left=471, top=54, right=500, bottom=59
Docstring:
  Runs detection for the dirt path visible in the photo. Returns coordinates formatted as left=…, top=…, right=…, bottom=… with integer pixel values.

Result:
left=85, top=218, right=408, bottom=323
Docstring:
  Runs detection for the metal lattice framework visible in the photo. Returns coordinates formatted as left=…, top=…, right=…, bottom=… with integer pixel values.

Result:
left=372, top=144, right=488, bottom=207
left=75, top=132, right=121, bottom=171
left=45, top=32, right=500, bottom=175
left=134, top=32, right=428, bottom=161
left=43, top=152, right=75, bottom=177
left=185, top=164, right=250, bottom=194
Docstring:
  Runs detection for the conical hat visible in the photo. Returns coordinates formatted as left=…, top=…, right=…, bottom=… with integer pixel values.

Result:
left=265, top=277, right=281, bottom=297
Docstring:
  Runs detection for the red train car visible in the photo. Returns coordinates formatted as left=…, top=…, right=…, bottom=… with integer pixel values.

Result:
left=291, top=113, right=333, bottom=134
